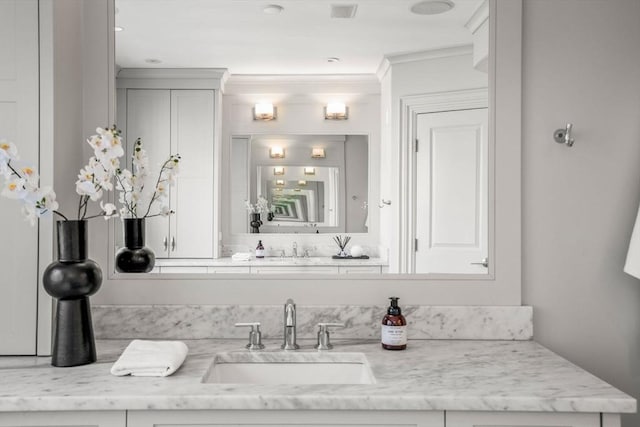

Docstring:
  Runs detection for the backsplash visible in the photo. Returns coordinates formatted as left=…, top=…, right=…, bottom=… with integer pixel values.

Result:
left=93, top=305, right=533, bottom=341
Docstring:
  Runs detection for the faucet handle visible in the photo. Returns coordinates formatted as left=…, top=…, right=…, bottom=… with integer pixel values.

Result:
left=316, top=322, right=345, bottom=350
left=235, top=322, right=265, bottom=350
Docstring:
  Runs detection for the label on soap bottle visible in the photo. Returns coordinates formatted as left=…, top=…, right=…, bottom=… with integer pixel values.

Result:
left=381, top=325, right=407, bottom=346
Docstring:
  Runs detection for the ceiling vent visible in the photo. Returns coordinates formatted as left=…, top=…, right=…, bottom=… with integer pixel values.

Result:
left=330, top=4, right=358, bottom=19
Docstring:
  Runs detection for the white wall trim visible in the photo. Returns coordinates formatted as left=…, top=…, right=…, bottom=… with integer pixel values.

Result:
left=224, top=74, right=380, bottom=95
left=465, top=0, right=489, bottom=34
left=376, top=45, right=474, bottom=82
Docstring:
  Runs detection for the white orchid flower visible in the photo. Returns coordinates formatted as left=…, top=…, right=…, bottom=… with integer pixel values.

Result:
left=100, top=201, right=118, bottom=219
left=2, top=177, right=27, bottom=199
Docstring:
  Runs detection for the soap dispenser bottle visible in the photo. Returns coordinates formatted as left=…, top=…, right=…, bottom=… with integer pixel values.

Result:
left=381, top=297, right=407, bottom=350
left=255, top=240, right=265, bottom=258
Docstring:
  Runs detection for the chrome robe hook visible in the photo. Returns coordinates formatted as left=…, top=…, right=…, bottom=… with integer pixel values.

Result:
left=554, top=123, right=575, bottom=147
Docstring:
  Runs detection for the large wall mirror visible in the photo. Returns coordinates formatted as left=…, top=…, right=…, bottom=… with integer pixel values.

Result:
left=109, top=0, right=517, bottom=281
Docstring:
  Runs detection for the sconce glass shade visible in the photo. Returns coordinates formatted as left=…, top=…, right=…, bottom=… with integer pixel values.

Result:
left=298, top=180, right=307, bottom=186
left=273, top=166, right=285, bottom=175
left=324, top=103, right=348, bottom=120
left=304, top=167, right=315, bottom=175
left=270, top=146, right=285, bottom=158
left=253, top=103, right=277, bottom=121
left=275, top=179, right=285, bottom=186
left=311, top=147, right=326, bottom=158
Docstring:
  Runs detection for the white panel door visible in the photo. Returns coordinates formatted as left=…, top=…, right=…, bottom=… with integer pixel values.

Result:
left=126, top=89, right=171, bottom=257
left=0, top=0, right=39, bottom=355
left=170, top=90, right=214, bottom=258
left=414, top=108, right=488, bottom=274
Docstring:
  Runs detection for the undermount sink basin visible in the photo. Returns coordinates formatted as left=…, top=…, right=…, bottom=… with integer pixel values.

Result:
left=202, top=352, right=376, bottom=385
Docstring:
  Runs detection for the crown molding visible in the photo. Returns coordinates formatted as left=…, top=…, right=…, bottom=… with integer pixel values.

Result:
left=465, top=0, right=490, bottom=34
left=376, top=45, right=474, bottom=82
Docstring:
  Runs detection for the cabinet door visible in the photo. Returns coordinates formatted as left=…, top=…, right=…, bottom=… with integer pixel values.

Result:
left=125, top=89, right=172, bottom=257
left=0, top=0, right=39, bottom=355
left=170, top=90, right=214, bottom=258
left=0, top=411, right=125, bottom=427
left=128, top=409, right=443, bottom=427
left=446, top=411, right=600, bottom=427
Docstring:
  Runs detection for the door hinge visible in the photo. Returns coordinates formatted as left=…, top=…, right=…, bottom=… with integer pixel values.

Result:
left=415, top=238, right=418, bottom=252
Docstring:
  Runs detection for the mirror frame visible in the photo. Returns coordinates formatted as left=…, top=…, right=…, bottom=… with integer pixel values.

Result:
left=89, top=0, right=521, bottom=307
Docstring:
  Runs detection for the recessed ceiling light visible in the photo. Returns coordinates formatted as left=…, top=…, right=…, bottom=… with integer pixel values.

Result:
left=114, top=26, right=124, bottom=32
left=410, top=0, right=455, bottom=15
left=327, top=57, right=340, bottom=63
left=263, top=4, right=284, bottom=14
left=145, top=58, right=162, bottom=64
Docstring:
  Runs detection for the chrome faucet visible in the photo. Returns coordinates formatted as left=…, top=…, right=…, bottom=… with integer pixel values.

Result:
left=292, top=241, right=298, bottom=258
left=282, top=298, right=299, bottom=350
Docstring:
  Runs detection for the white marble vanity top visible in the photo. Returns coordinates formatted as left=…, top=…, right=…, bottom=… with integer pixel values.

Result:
left=0, top=339, right=635, bottom=413
left=154, top=256, right=387, bottom=267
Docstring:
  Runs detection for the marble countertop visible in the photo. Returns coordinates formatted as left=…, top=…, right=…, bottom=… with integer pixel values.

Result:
left=0, top=339, right=635, bottom=413
left=154, top=256, right=387, bottom=267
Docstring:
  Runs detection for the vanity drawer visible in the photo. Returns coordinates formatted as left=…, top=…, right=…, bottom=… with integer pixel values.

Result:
left=208, top=266, right=251, bottom=274
left=338, top=266, right=382, bottom=274
left=250, top=266, right=339, bottom=275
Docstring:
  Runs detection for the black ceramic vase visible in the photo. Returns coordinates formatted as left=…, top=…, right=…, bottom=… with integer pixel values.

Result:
left=115, top=218, right=155, bottom=273
left=249, top=213, right=262, bottom=233
left=42, top=220, right=102, bottom=367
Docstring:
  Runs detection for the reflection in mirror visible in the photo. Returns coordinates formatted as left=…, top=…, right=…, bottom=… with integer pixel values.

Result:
left=231, top=135, right=368, bottom=234
left=114, top=0, right=494, bottom=275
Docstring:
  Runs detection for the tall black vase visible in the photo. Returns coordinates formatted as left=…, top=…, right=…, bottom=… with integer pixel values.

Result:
left=249, top=213, right=262, bottom=233
left=115, top=218, right=155, bottom=273
left=42, top=220, right=102, bottom=367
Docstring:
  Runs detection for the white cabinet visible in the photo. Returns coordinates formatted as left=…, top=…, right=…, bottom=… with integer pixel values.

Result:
left=0, top=411, right=126, bottom=427
left=446, top=411, right=602, bottom=427
left=121, top=88, right=215, bottom=259
left=127, top=410, right=443, bottom=427
left=0, top=0, right=39, bottom=355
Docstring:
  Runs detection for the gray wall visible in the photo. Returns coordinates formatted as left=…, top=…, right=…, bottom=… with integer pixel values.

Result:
left=521, top=1, right=640, bottom=426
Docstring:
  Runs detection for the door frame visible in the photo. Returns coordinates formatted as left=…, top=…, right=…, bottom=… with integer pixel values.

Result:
left=399, top=88, right=490, bottom=275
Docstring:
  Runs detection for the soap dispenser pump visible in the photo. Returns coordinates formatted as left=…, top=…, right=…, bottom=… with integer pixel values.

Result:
left=381, top=297, right=407, bottom=350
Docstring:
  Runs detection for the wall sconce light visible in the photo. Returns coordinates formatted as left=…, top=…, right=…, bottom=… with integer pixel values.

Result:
left=311, top=147, right=326, bottom=158
left=298, top=180, right=307, bottom=186
left=275, top=179, right=285, bottom=186
left=273, top=166, right=285, bottom=175
left=324, top=102, right=348, bottom=120
left=253, top=103, right=277, bottom=121
left=304, top=167, right=315, bottom=175
left=270, top=146, right=285, bottom=158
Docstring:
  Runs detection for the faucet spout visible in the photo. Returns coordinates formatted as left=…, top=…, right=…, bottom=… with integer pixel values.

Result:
left=282, top=298, right=299, bottom=350
left=292, top=242, right=298, bottom=258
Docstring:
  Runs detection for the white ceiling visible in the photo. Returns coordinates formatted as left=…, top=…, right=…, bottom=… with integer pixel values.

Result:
left=115, top=0, right=483, bottom=75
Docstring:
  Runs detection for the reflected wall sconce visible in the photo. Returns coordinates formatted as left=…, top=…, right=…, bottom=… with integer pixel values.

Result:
left=324, top=102, right=348, bottom=120
left=311, top=147, right=326, bottom=158
left=304, top=167, right=316, bottom=175
left=298, top=180, right=307, bottom=186
left=273, top=166, right=285, bottom=175
left=276, top=179, right=285, bottom=186
left=270, top=146, right=285, bottom=158
left=253, top=103, right=277, bottom=121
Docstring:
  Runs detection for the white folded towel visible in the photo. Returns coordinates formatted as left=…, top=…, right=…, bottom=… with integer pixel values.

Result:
left=110, top=340, right=188, bottom=377
left=231, top=252, right=252, bottom=261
